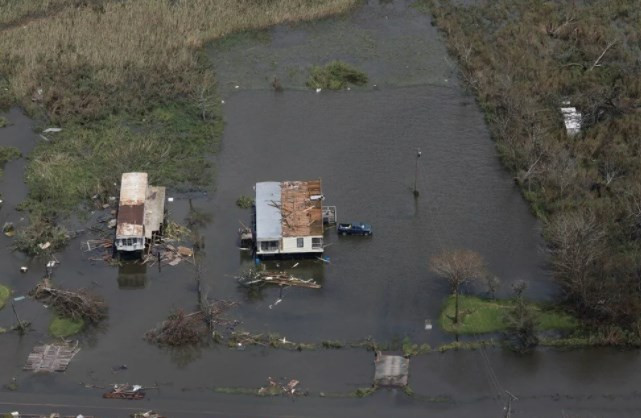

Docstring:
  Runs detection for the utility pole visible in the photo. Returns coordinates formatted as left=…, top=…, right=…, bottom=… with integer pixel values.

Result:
left=413, top=148, right=422, bottom=197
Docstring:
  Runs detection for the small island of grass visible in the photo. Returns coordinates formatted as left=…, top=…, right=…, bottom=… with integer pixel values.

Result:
left=439, top=295, right=578, bottom=334
left=49, top=316, right=84, bottom=338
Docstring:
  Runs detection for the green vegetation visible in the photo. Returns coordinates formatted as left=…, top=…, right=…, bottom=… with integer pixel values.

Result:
left=439, top=295, right=577, bottom=334
left=321, top=340, right=345, bottom=349
left=401, top=337, right=431, bottom=357
left=423, top=0, right=641, bottom=338
left=307, top=61, right=368, bottom=90
left=235, top=195, right=254, bottom=209
left=49, top=316, right=84, bottom=337
left=0, top=116, right=8, bottom=127
left=0, top=284, right=9, bottom=310
left=354, top=386, right=377, bottom=398
left=0, top=0, right=359, bottom=251
left=436, top=340, right=496, bottom=352
left=0, top=146, right=20, bottom=180
left=13, top=215, right=69, bottom=256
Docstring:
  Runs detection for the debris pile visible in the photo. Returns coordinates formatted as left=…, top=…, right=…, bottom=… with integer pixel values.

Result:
left=145, top=309, right=207, bottom=346
left=30, top=279, right=107, bottom=323
left=236, top=268, right=320, bottom=289
left=131, top=411, right=166, bottom=418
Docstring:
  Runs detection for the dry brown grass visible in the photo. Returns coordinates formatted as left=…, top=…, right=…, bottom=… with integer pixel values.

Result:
left=0, top=0, right=358, bottom=121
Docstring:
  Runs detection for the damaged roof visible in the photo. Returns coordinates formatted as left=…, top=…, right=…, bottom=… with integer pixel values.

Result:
left=116, top=172, right=147, bottom=237
left=255, top=182, right=282, bottom=241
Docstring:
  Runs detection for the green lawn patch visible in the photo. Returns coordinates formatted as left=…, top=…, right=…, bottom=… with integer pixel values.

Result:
left=307, top=61, right=368, bottom=90
left=49, top=316, right=84, bottom=337
left=0, top=284, right=9, bottom=310
left=439, top=295, right=578, bottom=334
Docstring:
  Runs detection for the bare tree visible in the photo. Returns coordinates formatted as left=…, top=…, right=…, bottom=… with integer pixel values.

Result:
left=545, top=211, right=605, bottom=306
left=430, top=249, right=486, bottom=324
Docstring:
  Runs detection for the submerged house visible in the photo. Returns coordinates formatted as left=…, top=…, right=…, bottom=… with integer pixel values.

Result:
left=115, top=172, right=165, bottom=253
left=255, top=180, right=325, bottom=256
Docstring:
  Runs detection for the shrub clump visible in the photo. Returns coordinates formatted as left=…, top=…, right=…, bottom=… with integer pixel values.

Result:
left=236, top=195, right=254, bottom=209
left=307, top=61, right=368, bottom=90
left=13, top=215, right=69, bottom=256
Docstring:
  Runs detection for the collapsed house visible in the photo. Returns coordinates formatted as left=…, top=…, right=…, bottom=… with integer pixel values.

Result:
left=254, top=180, right=326, bottom=256
left=115, top=172, right=165, bottom=253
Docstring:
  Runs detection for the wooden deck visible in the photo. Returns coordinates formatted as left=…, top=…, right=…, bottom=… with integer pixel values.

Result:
left=144, top=186, right=166, bottom=239
left=24, top=343, right=80, bottom=372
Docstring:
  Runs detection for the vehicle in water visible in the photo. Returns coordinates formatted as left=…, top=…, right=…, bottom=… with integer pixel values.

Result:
left=337, top=223, right=372, bottom=236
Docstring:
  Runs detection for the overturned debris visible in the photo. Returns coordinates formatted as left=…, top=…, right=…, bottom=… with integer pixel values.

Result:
left=236, top=268, right=320, bottom=289
left=103, top=384, right=146, bottom=400
left=24, top=342, right=80, bottom=373
left=31, top=279, right=107, bottom=323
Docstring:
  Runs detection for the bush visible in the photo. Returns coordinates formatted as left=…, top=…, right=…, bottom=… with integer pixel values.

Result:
left=307, top=61, right=368, bottom=90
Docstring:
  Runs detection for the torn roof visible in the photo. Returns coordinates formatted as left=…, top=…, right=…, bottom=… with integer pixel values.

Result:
left=255, top=180, right=324, bottom=240
left=117, top=172, right=147, bottom=237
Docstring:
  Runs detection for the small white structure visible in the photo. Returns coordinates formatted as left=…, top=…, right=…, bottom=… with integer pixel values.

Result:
left=561, top=104, right=582, bottom=136
left=115, top=172, right=165, bottom=253
left=255, top=180, right=324, bottom=256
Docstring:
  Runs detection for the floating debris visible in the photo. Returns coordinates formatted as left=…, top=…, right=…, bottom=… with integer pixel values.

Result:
left=103, top=384, right=146, bottom=400
left=3, top=222, right=15, bottom=237
left=24, top=342, right=80, bottom=373
left=30, top=279, right=107, bottom=323
left=42, top=127, right=62, bottom=133
left=20, top=266, right=28, bottom=273
left=258, top=377, right=304, bottom=397
left=236, top=268, right=320, bottom=289
left=131, top=411, right=166, bottom=418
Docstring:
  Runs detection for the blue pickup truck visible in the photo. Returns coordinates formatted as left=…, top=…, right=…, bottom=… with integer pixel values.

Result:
left=337, top=223, right=372, bottom=236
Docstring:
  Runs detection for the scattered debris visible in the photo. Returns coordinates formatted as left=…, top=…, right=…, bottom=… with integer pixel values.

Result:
left=374, top=352, right=409, bottom=387
left=177, top=246, right=193, bottom=258
left=167, top=197, right=174, bottom=202
left=108, top=219, right=117, bottom=229
left=24, top=342, right=80, bottom=372
left=425, top=319, right=433, bottom=330
left=20, top=266, right=28, bottom=273
left=3, top=222, right=15, bottom=237
left=236, top=268, right=320, bottom=289
left=30, top=279, right=107, bottom=323
left=42, top=127, right=62, bottom=133
left=13, top=296, right=25, bottom=302
left=131, top=411, right=166, bottom=418
left=228, top=331, right=314, bottom=350
left=103, top=384, right=146, bottom=400
left=38, top=241, right=51, bottom=250
left=258, top=377, right=305, bottom=397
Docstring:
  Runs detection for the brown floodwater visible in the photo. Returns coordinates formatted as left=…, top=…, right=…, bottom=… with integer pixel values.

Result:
left=1, top=1, right=641, bottom=417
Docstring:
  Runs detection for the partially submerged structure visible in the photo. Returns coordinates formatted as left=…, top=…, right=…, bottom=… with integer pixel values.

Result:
left=115, top=172, right=165, bottom=253
left=254, top=180, right=326, bottom=256
left=24, top=342, right=80, bottom=373
left=374, top=353, right=409, bottom=387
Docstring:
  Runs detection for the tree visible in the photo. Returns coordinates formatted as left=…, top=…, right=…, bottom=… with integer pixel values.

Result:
left=503, top=280, right=539, bottom=353
left=430, top=249, right=486, bottom=324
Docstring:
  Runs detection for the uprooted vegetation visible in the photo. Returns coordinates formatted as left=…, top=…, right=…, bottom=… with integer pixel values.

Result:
left=306, top=61, right=368, bottom=90
left=31, top=279, right=107, bottom=326
left=0, top=0, right=359, bottom=251
left=13, top=214, right=70, bottom=256
left=423, top=0, right=641, bottom=342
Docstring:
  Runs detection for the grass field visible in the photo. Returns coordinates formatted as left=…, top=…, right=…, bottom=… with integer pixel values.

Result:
left=439, top=295, right=578, bottom=334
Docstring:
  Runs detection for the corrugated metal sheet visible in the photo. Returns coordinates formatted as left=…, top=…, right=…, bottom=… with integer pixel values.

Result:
left=116, top=172, right=147, bottom=237
left=144, top=186, right=166, bottom=239
left=255, top=182, right=282, bottom=240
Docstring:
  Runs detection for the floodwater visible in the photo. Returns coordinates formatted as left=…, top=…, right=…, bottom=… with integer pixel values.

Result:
left=1, top=1, right=641, bottom=417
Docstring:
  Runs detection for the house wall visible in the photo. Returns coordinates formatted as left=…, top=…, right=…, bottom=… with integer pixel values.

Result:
left=281, top=236, right=323, bottom=254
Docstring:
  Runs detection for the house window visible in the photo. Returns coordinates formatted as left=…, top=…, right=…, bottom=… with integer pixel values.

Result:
left=297, top=238, right=304, bottom=248
left=260, top=241, right=279, bottom=251
left=312, top=237, right=323, bottom=249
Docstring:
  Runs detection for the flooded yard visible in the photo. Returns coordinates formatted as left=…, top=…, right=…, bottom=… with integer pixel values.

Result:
left=1, top=1, right=640, bottom=417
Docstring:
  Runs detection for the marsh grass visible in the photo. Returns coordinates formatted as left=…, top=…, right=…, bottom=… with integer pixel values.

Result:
left=307, top=61, right=368, bottom=90
left=439, top=295, right=578, bottom=334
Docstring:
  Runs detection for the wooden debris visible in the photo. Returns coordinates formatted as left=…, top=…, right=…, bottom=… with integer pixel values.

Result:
left=24, top=342, right=80, bottom=372
left=236, top=268, right=320, bottom=289
left=258, top=377, right=305, bottom=397
left=131, top=411, right=166, bottom=418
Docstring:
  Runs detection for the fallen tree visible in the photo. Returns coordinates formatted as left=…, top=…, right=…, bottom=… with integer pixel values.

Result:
left=31, top=279, right=107, bottom=323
